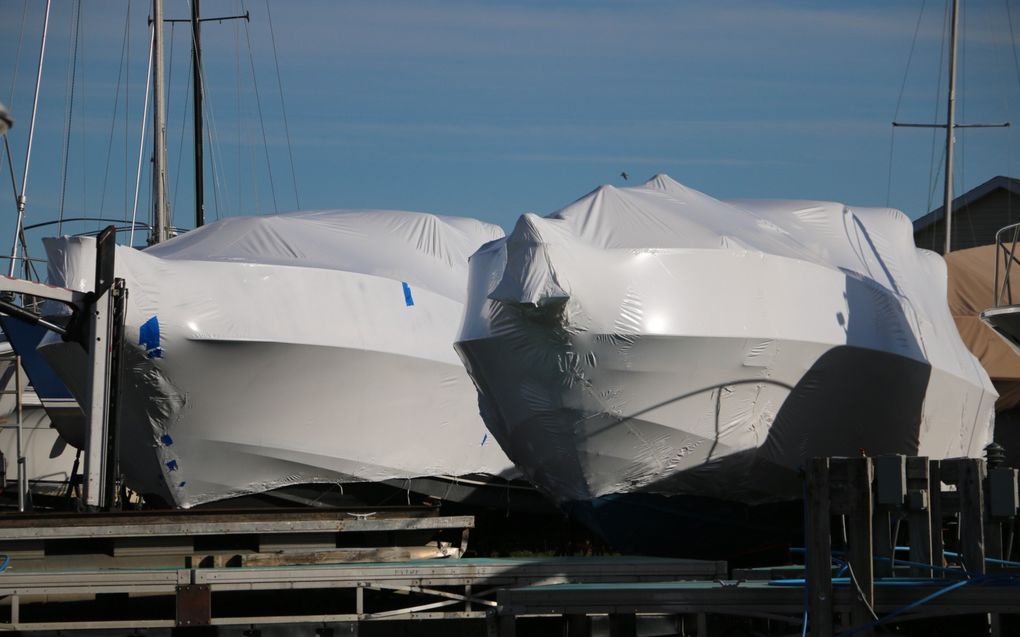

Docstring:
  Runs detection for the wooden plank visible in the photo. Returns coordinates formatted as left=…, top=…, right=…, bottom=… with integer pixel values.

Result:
left=906, top=457, right=932, bottom=577
left=805, top=457, right=833, bottom=637
left=240, top=545, right=459, bottom=566
left=846, top=456, right=874, bottom=637
left=957, top=459, right=987, bottom=575
left=0, top=515, right=476, bottom=540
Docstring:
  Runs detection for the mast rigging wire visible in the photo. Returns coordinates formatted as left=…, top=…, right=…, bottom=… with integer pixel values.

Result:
left=57, top=0, right=83, bottom=236
left=7, top=0, right=30, bottom=107
left=1007, top=1, right=1020, bottom=89
left=96, top=6, right=133, bottom=227
left=8, top=0, right=52, bottom=278
left=125, top=3, right=132, bottom=220
left=264, top=0, right=300, bottom=209
left=172, top=25, right=195, bottom=215
left=131, top=26, right=156, bottom=248
left=886, top=0, right=928, bottom=207
left=241, top=0, right=279, bottom=213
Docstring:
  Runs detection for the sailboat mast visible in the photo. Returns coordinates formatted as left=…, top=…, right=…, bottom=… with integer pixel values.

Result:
left=7, top=0, right=52, bottom=277
left=191, top=0, right=205, bottom=228
left=943, top=0, right=959, bottom=255
left=152, top=0, right=170, bottom=244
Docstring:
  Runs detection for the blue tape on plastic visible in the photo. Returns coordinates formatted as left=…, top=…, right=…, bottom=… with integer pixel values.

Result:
left=140, top=316, right=163, bottom=358
left=160, top=434, right=174, bottom=446
left=165, top=459, right=178, bottom=472
left=402, top=281, right=414, bottom=306
left=481, top=433, right=488, bottom=446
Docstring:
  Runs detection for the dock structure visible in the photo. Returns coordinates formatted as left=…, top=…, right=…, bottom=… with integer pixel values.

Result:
left=0, top=554, right=724, bottom=632
left=0, top=456, right=1018, bottom=635
left=491, top=454, right=1020, bottom=637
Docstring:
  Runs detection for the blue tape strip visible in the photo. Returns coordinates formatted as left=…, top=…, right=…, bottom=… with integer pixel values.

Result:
left=402, top=281, right=414, bottom=306
left=140, top=316, right=163, bottom=358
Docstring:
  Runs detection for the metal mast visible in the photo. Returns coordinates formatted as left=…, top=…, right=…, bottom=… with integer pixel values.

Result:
left=893, top=0, right=1009, bottom=254
left=191, top=0, right=205, bottom=228
left=151, top=0, right=170, bottom=245
left=7, top=0, right=52, bottom=277
left=942, top=0, right=959, bottom=255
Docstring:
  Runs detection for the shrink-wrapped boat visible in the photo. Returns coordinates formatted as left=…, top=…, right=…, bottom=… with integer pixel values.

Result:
left=39, top=210, right=516, bottom=507
left=455, top=175, right=995, bottom=549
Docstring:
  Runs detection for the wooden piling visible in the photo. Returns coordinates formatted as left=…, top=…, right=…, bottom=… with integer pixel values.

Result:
left=846, top=457, right=875, bottom=637
left=806, top=457, right=833, bottom=637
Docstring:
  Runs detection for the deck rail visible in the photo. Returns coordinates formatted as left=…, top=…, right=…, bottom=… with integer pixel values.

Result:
left=992, top=222, right=1020, bottom=306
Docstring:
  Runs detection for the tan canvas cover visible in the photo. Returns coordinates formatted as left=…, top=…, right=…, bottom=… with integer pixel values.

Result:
left=945, top=244, right=1020, bottom=410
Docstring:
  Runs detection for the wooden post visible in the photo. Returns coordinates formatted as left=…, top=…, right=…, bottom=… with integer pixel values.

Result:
left=499, top=614, right=516, bottom=637
left=609, top=613, right=637, bottom=637
left=986, top=519, right=1004, bottom=564
left=959, top=458, right=987, bottom=575
left=872, top=508, right=893, bottom=578
left=930, top=460, right=945, bottom=576
left=906, top=457, right=932, bottom=577
left=806, top=457, right=833, bottom=637
left=847, top=457, right=875, bottom=637
left=565, top=613, right=590, bottom=637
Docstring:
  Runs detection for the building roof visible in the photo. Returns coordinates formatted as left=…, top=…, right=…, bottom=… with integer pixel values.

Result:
left=912, top=175, right=1020, bottom=233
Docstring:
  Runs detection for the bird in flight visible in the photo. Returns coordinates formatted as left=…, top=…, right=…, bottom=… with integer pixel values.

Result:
left=620, top=171, right=629, bottom=181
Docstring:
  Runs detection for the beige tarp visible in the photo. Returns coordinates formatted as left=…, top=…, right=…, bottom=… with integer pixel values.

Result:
left=945, top=244, right=1020, bottom=410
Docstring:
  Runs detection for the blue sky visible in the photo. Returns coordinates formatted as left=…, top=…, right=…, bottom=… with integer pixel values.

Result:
left=1, top=0, right=1019, bottom=261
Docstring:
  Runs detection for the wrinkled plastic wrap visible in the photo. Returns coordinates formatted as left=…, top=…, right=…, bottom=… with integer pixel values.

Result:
left=40, top=210, right=516, bottom=507
left=455, top=175, right=997, bottom=505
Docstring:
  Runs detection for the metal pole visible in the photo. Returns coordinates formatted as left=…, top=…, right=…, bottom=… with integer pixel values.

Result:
left=943, top=0, right=959, bottom=255
left=192, top=0, right=205, bottom=228
left=14, top=356, right=25, bottom=513
left=8, top=0, right=52, bottom=277
left=151, top=0, right=170, bottom=245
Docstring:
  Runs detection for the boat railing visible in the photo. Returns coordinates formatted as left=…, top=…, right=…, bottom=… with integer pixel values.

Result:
left=993, top=222, right=1020, bottom=307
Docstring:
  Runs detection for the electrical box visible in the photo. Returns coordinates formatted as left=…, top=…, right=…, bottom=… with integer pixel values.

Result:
left=988, top=467, right=1019, bottom=519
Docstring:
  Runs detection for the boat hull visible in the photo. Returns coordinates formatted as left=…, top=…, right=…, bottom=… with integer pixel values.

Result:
left=39, top=211, right=519, bottom=508
left=456, top=177, right=997, bottom=519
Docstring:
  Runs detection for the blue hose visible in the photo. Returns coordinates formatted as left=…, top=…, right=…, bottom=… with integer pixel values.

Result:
left=834, top=577, right=974, bottom=637
left=784, top=544, right=1020, bottom=635
left=943, top=550, right=1020, bottom=569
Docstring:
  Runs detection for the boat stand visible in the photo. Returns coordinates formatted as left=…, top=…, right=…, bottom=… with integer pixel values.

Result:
left=0, top=226, right=122, bottom=511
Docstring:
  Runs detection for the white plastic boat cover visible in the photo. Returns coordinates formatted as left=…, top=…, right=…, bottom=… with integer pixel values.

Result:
left=456, top=175, right=997, bottom=505
left=40, top=210, right=517, bottom=507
